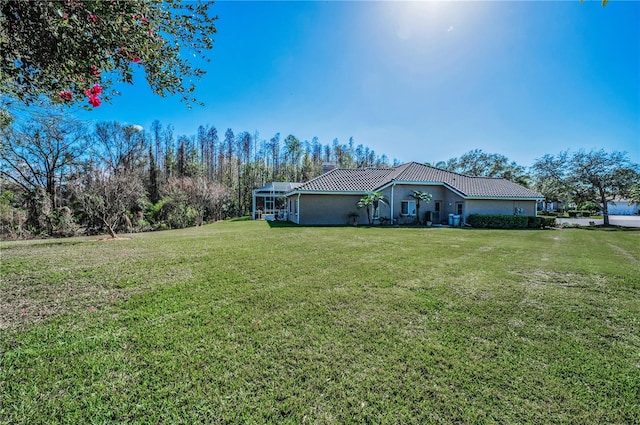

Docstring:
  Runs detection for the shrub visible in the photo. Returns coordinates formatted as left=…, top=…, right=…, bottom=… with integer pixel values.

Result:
left=527, top=217, right=542, bottom=228
left=561, top=222, right=581, bottom=228
left=468, top=214, right=553, bottom=229
left=578, top=202, right=600, bottom=214
left=568, top=210, right=593, bottom=218
left=525, top=216, right=556, bottom=229
left=541, top=217, right=556, bottom=228
left=50, top=206, right=80, bottom=237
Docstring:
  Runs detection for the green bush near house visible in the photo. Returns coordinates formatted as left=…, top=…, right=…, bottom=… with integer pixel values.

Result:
left=528, top=216, right=557, bottom=229
left=467, top=214, right=528, bottom=228
left=468, top=214, right=556, bottom=229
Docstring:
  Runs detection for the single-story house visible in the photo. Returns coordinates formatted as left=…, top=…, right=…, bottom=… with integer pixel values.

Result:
left=606, top=199, right=640, bottom=216
left=283, top=162, right=544, bottom=225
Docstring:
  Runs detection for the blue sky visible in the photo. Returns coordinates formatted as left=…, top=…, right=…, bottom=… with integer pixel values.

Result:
left=75, top=0, right=639, bottom=167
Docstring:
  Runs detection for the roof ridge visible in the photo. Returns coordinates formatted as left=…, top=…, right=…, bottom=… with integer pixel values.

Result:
left=465, top=174, right=508, bottom=180
left=296, top=166, right=341, bottom=189
left=392, top=161, right=448, bottom=181
left=387, top=162, right=413, bottom=180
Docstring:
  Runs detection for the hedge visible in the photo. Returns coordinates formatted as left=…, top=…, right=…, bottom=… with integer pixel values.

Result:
left=568, top=210, right=594, bottom=218
left=467, top=214, right=556, bottom=229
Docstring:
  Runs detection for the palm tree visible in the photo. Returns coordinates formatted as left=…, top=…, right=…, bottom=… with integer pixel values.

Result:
left=370, top=191, right=388, bottom=223
left=410, top=190, right=432, bottom=225
left=357, top=195, right=373, bottom=225
left=358, top=191, right=388, bottom=225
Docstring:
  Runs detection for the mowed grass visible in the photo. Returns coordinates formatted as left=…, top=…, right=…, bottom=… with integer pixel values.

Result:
left=1, top=222, right=639, bottom=424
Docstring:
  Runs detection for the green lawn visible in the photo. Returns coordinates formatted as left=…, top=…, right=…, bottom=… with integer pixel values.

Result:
left=1, top=222, right=639, bottom=424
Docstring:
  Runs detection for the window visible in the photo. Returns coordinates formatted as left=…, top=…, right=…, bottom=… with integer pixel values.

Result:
left=401, top=200, right=416, bottom=215
left=456, top=202, right=463, bottom=215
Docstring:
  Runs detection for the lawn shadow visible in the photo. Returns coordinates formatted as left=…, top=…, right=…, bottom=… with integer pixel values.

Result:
left=266, top=220, right=443, bottom=230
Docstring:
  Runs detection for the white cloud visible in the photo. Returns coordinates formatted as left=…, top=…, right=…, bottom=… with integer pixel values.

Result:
left=447, top=26, right=454, bottom=32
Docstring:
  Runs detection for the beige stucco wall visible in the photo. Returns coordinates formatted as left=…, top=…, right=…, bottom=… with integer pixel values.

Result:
left=464, top=199, right=537, bottom=220
left=297, top=194, right=367, bottom=225
left=382, top=184, right=465, bottom=224
left=290, top=188, right=538, bottom=225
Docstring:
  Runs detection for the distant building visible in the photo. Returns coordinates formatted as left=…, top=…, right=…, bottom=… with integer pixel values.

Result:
left=607, top=199, right=640, bottom=215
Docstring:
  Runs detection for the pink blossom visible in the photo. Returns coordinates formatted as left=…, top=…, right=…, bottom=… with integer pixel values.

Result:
left=88, top=96, right=101, bottom=108
left=88, top=14, right=97, bottom=23
left=59, top=91, right=73, bottom=101
left=132, top=56, right=141, bottom=63
left=84, top=84, right=102, bottom=97
left=88, top=306, right=96, bottom=312
left=21, top=311, right=28, bottom=316
left=91, top=65, right=100, bottom=77
left=84, top=83, right=102, bottom=107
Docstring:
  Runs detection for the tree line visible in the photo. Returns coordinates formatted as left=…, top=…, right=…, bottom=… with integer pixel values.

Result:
left=0, top=111, right=391, bottom=239
left=2, top=111, right=638, bottom=239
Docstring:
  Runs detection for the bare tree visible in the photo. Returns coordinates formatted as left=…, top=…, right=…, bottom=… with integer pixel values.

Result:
left=1, top=113, right=86, bottom=210
left=163, top=176, right=232, bottom=226
left=92, top=122, right=146, bottom=173
left=71, top=168, right=144, bottom=238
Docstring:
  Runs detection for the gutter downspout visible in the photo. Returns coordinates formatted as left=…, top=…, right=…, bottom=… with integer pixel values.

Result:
left=390, top=181, right=395, bottom=223
left=297, top=193, right=301, bottom=224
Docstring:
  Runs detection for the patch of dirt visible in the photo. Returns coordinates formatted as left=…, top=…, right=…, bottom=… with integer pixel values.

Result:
left=512, top=269, right=608, bottom=290
left=606, top=243, right=639, bottom=266
left=1, top=264, right=189, bottom=330
left=0, top=283, right=131, bottom=330
left=93, top=237, right=132, bottom=242
left=529, top=270, right=582, bottom=287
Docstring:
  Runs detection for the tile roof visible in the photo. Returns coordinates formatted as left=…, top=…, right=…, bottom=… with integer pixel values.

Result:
left=296, top=168, right=397, bottom=192
left=292, top=162, right=543, bottom=199
left=449, top=176, right=542, bottom=198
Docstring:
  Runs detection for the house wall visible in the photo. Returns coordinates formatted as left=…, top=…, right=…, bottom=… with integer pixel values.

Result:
left=295, top=194, right=367, bottom=225
left=290, top=188, right=539, bottom=225
left=465, top=199, right=537, bottom=220
left=383, top=184, right=464, bottom=224
left=607, top=201, right=639, bottom=215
